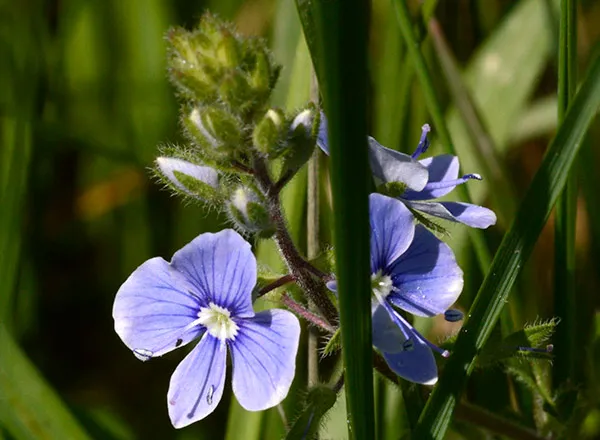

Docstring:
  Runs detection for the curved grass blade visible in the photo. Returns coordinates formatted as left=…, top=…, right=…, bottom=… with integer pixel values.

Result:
left=0, top=326, right=91, bottom=440
left=413, top=52, right=600, bottom=440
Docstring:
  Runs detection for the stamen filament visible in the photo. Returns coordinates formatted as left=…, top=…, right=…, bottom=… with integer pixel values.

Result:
left=411, top=124, right=431, bottom=159
left=422, top=173, right=482, bottom=191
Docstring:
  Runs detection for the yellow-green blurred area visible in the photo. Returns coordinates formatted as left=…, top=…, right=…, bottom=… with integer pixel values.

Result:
left=2, top=0, right=600, bottom=439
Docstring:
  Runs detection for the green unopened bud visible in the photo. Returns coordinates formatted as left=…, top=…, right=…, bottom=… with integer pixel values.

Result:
left=183, top=106, right=242, bottom=159
left=252, top=109, right=286, bottom=156
left=279, top=109, right=316, bottom=182
left=249, top=51, right=272, bottom=94
left=155, top=157, right=220, bottom=203
left=215, top=30, right=240, bottom=69
left=227, top=187, right=274, bottom=237
left=219, top=71, right=254, bottom=112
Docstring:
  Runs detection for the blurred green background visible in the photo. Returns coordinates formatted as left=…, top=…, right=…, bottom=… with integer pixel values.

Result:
left=2, top=0, right=600, bottom=438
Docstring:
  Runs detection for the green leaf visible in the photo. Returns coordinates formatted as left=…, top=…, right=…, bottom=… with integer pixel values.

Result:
left=0, top=326, right=91, bottom=440
left=413, top=51, right=600, bottom=440
left=285, top=386, right=337, bottom=440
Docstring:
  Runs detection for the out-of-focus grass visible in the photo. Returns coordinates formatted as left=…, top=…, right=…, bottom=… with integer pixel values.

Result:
left=1, top=0, right=600, bottom=439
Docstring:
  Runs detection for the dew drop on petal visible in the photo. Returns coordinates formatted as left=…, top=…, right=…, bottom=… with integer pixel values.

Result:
left=133, top=348, right=153, bottom=362
left=206, top=385, right=214, bottom=405
left=444, top=309, right=464, bottom=322
left=402, top=339, right=415, bottom=352
left=175, top=338, right=183, bottom=347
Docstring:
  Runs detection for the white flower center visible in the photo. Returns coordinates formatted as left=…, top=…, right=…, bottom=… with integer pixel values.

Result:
left=371, top=270, right=393, bottom=302
left=197, top=302, right=239, bottom=342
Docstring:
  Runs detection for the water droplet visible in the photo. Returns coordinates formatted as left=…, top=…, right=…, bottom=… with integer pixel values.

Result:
left=402, top=339, right=414, bottom=351
left=175, top=338, right=183, bottom=347
left=133, top=348, right=153, bottom=362
left=206, top=385, right=214, bottom=405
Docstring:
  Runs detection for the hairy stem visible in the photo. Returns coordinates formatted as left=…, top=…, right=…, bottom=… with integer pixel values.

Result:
left=281, top=293, right=336, bottom=334
left=252, top=155, right=338, bottom=325
left=257, top=274, right=295, bottom=297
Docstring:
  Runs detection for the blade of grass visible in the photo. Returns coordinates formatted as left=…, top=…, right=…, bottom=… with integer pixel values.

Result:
left=553, top=0, right=578, bottom=389
left=305, top=1, right=374, bottom=438
left=0, top=325, right=91, bottom=440
left=413, top=52, right=600, bottom=440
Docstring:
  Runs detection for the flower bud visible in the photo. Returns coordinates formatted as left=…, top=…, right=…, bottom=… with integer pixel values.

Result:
left=278, top=109, right=317, bottom=182
left=183, top=106, right=242, bottom=159
left=227, top=187, right=274, bottom=237
left=155, top=157, right=220, bottom=202
left=252, top=108, right=286, bottom=156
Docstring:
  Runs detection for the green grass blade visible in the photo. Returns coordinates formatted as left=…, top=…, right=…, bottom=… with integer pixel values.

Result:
left=553, top=0, right=578, bottom=388
left=413, top=52, right=600, bottom=440
left=0, top=326, right=91, bottom=440
left=302, top=0, right=374, bottom=438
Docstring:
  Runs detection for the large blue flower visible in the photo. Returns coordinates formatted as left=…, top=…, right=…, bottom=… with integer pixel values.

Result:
left=113, top=229, right=300, bottom=428
left=330, top=194, right=464, bottom=384
left=317, top=114, right=496, bottom=229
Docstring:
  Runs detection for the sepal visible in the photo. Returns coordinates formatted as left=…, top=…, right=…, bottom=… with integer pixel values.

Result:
left=278, top=108, right=318, bottom=184
left=284, top=385, right=337, bottom=440
left=252, top=108, right=287, bottom=157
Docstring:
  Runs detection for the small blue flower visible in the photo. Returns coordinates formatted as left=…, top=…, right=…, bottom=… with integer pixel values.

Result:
left=113, top=229, right=300, bottom=428
left=328, top=194, right=464, bottom=384
left=317, top=114, right=497, bottom=229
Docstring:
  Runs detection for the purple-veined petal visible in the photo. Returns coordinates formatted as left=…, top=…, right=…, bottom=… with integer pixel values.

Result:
left=230, top=309, right=300, bottom=411
left=404, top=200, right=497, bottom=229
left=402, top=155, right=459, bottom=200
left=317, top=110, right=329, bottom=154
left=167, top=334, right=227, bottom=428
left=439, top=201, right=497, bottom=229
left=372, top=302, right=406, bottom=353
left=113, top=257, right=204, bottom=359
left=382, top=339, right=438, bottom=385
left=370, top=194, right=415, bottom=273
left=171, top=229, right=256, bottom=318
left=368, top=137, right=429, bottom=192
left=373, top=302, right=438, bottom=384
left=387, top=225, right=463, bottom=317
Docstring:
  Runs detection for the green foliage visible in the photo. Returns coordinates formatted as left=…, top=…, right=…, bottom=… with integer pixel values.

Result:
left=285, top=385, right=337, bottom=440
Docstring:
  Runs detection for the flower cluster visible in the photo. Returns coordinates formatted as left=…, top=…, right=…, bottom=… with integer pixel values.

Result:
left=112, top=13, right=499, bottom=430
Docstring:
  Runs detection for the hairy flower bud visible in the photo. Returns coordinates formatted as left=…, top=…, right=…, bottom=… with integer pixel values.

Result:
left=278, top=109, right=317, bottom=182
left=155, top=157, right=220, bottom=203
left=227, top=187, right=274, bottom=237
left=252, top=108, right=286, bottom=156
left=183, top=106, right=242, bottom=161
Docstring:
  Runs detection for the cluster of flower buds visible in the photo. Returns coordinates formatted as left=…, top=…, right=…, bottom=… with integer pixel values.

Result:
left=166, top=13, right=280, bottom=115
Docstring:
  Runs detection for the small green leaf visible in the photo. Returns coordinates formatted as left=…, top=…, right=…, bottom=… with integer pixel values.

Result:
left=285, top=385, right=337, bottom=440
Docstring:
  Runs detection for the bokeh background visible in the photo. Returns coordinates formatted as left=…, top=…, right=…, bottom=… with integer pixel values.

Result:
left=2, top=0, right=600, bottom=438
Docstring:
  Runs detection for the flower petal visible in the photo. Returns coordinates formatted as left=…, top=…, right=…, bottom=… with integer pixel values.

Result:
left=405, top=200, right=497, bottom=229
left=171, top=229, right=256, bottom=317
left=382, top=339, right=438, bottom=385
left=402, top=155, right=459, bottom=200
left=230, top=309, right=300, bottom=411
left=439, top=201, right=497, bottom=229
left=387, top=225, right=463, bottom=317
left=370, top=194, right=415, bottom=273
left=368, top=137, right=428, bottom=192
left=372, top=302, right=406, bottom=353
left=167, top=334, right=227, bottom=428
left=113, top=257, right=204, bottom=359
left=317, top=110, right=329, bottom=154
left=372, top=303, right=438, bottom=384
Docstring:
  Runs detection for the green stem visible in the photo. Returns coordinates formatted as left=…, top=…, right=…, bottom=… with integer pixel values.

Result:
left=553, top=0, right=578, bottom=389
left=307, top=69, right=320, bottom=389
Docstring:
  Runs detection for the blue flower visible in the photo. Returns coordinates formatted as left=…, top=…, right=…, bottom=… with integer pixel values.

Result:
left=328, top=194, right=464, bottom=384
left=317, top=114, right=496, bottom=229
left=113, top=229, right=300, bottom=428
